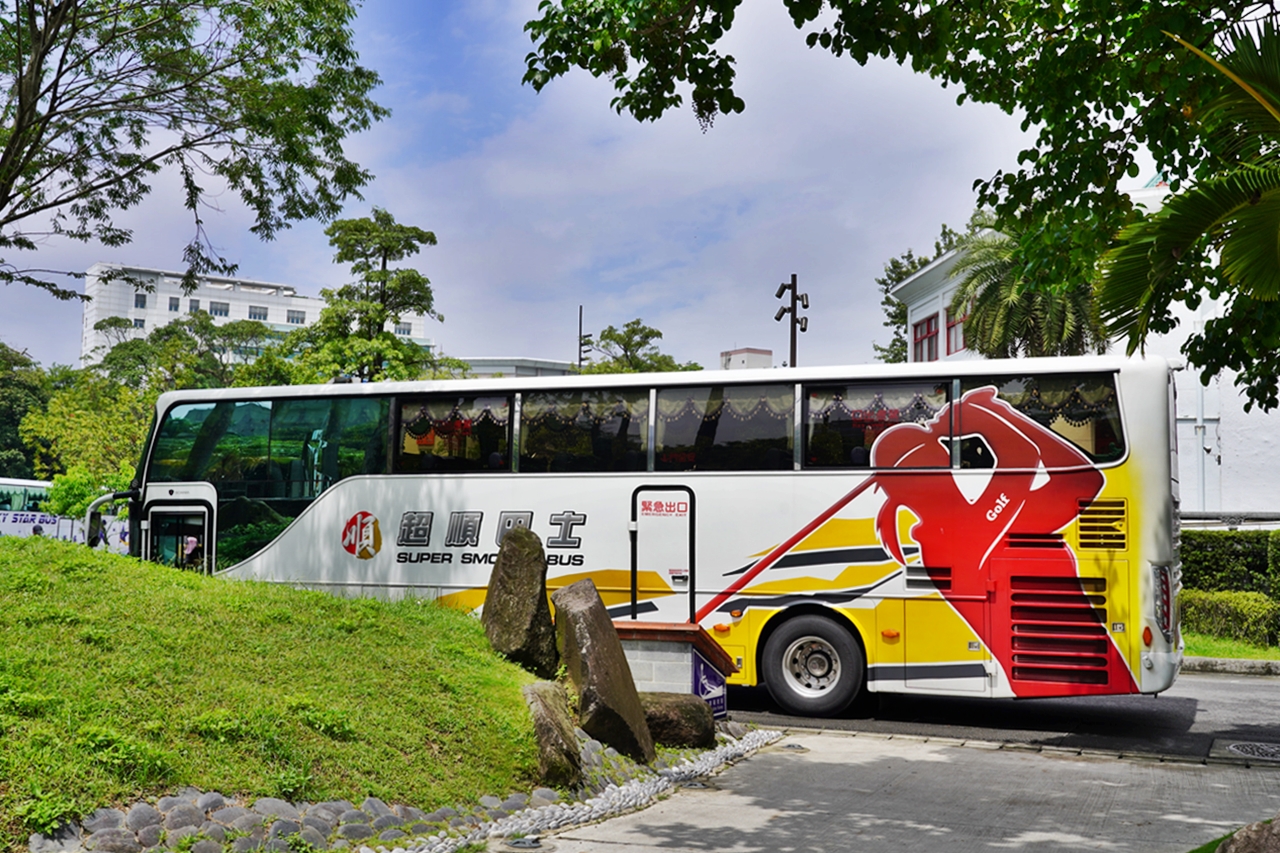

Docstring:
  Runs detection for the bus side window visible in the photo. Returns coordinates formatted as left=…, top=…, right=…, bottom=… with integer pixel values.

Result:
left=396, top=396, right=511, bottom=473
left=959, top=373, right=1125, bottom=464
left=520, top=389, right=648, bottom=473
left=655, top=384, right=794, bottom=471
left=804, top=381, right=950, bottom=469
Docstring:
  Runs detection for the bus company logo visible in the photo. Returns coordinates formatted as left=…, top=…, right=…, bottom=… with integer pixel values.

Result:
left=341, top=511, right=382, bottom=560
left=640, top=499, right=688, bottom=517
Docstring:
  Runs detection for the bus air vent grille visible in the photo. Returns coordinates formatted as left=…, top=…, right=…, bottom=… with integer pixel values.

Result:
left=905, top=565, right=951, bottom=591
left=1077, top=499, right=1127, bottom=550
left=1006, top=533, right=1066, bottom=549
left=1009, top=575, right=1110, bottom=685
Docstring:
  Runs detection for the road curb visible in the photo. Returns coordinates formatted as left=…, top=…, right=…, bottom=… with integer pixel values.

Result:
left=1183, top=656, right=1280, bottom=676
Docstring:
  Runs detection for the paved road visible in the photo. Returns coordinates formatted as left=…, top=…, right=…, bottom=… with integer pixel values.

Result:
left=547, top=731, right=1280, bottom=853
left=726, top=671, right=1280, bottom=759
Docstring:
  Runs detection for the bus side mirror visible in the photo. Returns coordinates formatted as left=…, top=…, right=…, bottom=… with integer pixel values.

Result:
left=88, top=511, right=103, bottom=548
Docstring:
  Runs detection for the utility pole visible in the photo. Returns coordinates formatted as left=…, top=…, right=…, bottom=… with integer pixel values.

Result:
left=577, top=305, right=592, bottom=372
left=774, top=273, right=809, bottom=367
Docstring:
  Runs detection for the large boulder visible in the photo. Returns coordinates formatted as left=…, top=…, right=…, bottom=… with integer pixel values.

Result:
left=1218, top=819, right=1280, bottom=853
left=639, top=692, right=716, bottom=748
left=521, top=681, right=583, bottom=787
left=482, top=528, right=558, bottom=679
left=551, top=579, right=655, bottom=764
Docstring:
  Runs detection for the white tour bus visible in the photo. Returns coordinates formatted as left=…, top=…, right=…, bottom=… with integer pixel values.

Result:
left=129, top=355, right=1181, bottom=716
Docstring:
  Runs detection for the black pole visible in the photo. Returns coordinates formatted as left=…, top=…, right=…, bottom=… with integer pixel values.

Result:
left=577, top=304, right=583, bottom=372
left=789, top=273, right=798, bottom=368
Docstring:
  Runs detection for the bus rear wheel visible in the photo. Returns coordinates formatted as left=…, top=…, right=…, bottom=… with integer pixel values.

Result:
left=762, top=615, right=863, bottom=717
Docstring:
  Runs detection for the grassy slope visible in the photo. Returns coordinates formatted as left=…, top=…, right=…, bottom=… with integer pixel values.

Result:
left=0, top=538, right=537, bottom=849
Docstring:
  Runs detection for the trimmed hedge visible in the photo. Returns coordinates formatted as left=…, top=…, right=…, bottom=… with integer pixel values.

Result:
left=1181, top=589, right=1280, bottom=646
left=1180, top=529, right=1280, bottom=597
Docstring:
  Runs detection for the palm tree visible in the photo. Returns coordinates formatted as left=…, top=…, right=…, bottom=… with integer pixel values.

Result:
left=949, top=214, right=1108, bottom=358
left=1098, top=25, right=1280, bottom=349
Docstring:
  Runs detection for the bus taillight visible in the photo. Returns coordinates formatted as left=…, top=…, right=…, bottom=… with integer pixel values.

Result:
left=1153, top=566, right=1173, bottom=643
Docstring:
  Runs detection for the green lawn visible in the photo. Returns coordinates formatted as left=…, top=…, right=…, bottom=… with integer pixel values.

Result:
left=1183, top=631, right=1280, bottom=660
left=0, top=537, right=537, bottom=849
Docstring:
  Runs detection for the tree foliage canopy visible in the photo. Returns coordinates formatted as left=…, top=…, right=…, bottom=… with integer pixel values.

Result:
left=950, top=214, right=1107, bottom=359
left=580, top=318, right=701, bottom=373
left=264, top=208, right=457, bottom=383
left=1, top=0, right=387, bottom=299
left=1098, top=24, right=1280, bottom=410
left=0, top=343, right=49, bottom=478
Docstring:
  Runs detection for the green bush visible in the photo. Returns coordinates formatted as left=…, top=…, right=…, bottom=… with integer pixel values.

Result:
left=1181, top=589, right=1280, bottom=646
left=1180, top=530, right=1274, bottom=595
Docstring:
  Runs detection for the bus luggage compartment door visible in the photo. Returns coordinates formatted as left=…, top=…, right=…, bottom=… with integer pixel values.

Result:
left=630, top=486, right=695, bottom=623
left=142, top=482, right=217, bottom=574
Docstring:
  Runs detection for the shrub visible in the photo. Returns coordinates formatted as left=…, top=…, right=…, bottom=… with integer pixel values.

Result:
left=1180, top=530, right=1273, bottom=594
left=1180, top=589, right=1280, bottom=646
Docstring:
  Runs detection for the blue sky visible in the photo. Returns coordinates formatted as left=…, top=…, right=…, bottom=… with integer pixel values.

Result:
left=2, top=2, right=1083, bottom=370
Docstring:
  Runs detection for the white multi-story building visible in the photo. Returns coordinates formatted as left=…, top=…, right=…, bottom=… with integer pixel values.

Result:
left=79, top=263, right=435, bottom=363
left=720, top=347, right=773, bottom=370
left=888, top=186, right=1280, bottom=515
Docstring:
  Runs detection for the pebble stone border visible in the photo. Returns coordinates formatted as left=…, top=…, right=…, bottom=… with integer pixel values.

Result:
left=29, top=723, right=782, bottom=853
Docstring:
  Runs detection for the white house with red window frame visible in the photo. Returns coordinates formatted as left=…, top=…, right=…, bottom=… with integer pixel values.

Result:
left=887, top=188, right=1280, bottom=516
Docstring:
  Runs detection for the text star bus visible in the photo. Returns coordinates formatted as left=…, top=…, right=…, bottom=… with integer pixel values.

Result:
left=127, top=355, right=1181, bottom=716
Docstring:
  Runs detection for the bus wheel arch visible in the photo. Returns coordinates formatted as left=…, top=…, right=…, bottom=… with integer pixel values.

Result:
left=757, top=606, right=866, bottom=717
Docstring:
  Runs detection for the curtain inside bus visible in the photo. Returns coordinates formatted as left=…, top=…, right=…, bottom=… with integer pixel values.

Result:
left=958, top=374, right=1124, bottom=463
left=520, top=388, right=648, bottom=472
left=655, top=384, right=794, bottom=471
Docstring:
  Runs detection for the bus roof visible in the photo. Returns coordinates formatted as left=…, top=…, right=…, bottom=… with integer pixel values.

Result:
left=152, top=354, right=1171, bottom=413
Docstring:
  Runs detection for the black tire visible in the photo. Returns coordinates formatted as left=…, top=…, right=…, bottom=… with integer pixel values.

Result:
left=762, top=614, right=864, bottom=717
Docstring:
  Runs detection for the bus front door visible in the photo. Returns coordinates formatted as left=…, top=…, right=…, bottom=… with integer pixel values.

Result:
left=630, top=486, right=695, bottom=623
left=142, top=482, right=217, bottom=574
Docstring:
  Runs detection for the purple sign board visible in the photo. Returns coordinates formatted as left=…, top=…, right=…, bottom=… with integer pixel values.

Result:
left=692, top=647, right=727, bottom=719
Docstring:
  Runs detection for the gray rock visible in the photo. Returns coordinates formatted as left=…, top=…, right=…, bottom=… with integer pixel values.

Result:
left=253, top=799, right=301, bottom=822
left=263, top=840, right=290, bottom=853
left=135, top=824, right=162, bottom=848
left=329, top=842, right=349, bottom=851
left=302, top=814, right=333, bottom=835
left=28, top=823, right=82, bottom=853
left=195, top=792, right=225, bottom=813
left=231, top=813, right=266, bottom=832
left=191, top=840, right=223, bottom=853
left=298, top=826, right=328, bottom=849
left=532, top=788, right=560, bottom=803
left=83, top=808, right=127, bottom=833
left=378, top=829, right=407, bottom=842
left=155, top=796, right=188, bottom=813
left=338, top=810, right=369, bottom=825
left=164, top=804, right=203, bottom=830
left=522, top=681, right=584, bottom=787
left=393, top=805, right=426, bottom=822
left=371, top=814, right=401, bottom=830
left=478, top=795, right=502, bottom=810
left=200, top=822, right=226, bottom=843
left=1219, top=819, right=1280, bottom=853
left=268, top=819, right=301, bottom=838
left=501, top=796, right=528, bottom=812
left=552, top=579, right=656, bottom=764
left=408, top=823, right=433, bottom=835
left=359, top=797, right=392, bottom=818
left=231, top=836, right=262, bottom=853
left=482, top=527, right=559, bottom=678
left=84, top=828, right=141, bottom=853
left=335, top=824, right=373, bottom=841
left=210, top=806, right=252, bottom=826
left=166, top=825, right=198, bottom=846
left=125, top=803, right=162, bottom=832
left=640, top=691, right=716, bottom=748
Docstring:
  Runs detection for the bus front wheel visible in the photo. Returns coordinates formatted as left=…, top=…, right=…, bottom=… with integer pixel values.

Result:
left=762, top=615, right=863, bottom=717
